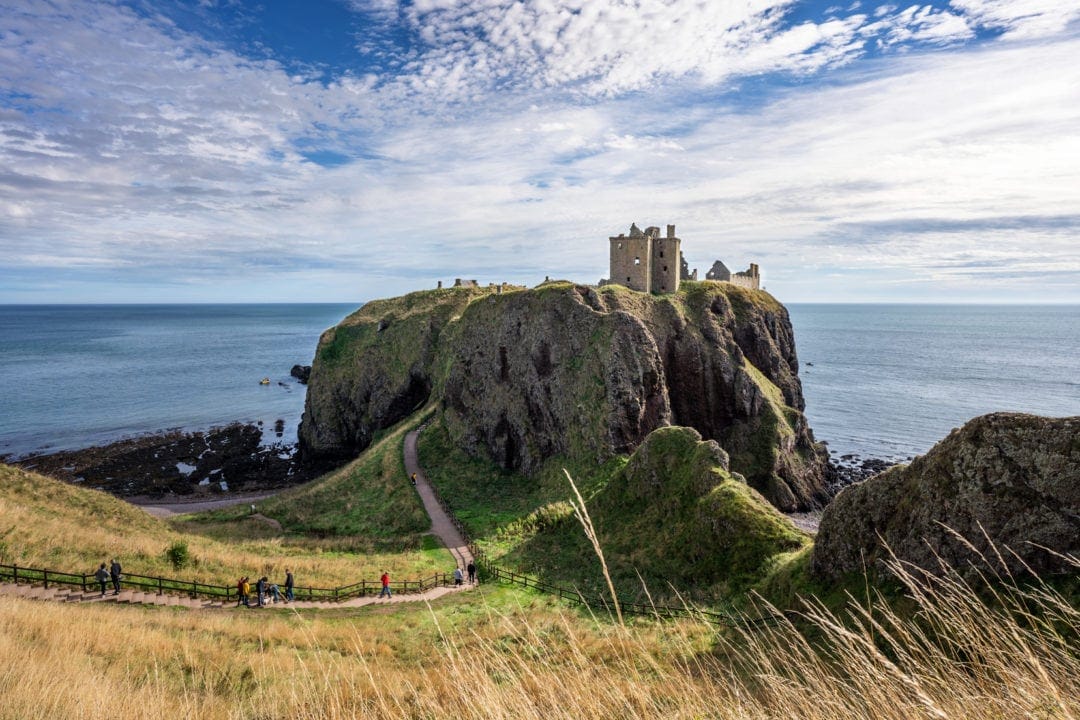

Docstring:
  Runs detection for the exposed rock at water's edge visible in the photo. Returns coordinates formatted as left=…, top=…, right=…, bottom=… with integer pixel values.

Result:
left=13, top=424, right=315, bottom=497
left=290, top=364, right=312, bottom=384
left=811, top=413, right=1080, bottom=581
left=299, top=282, right=831, bottom=511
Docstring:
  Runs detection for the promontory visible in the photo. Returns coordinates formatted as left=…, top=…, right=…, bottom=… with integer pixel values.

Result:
left=299, top=280, right=831, bottom=512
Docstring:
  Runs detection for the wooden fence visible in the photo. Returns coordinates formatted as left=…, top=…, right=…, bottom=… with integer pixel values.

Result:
left=0, top=562, right=453, bottom=603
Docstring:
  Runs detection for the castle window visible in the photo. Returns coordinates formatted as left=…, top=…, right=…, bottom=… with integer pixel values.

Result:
left=634, top=257, right=640, bottom=265
left=659, top=251, right=664, bottom=258
left=626, top=277, right=631, bottom=282
left=663, top=266, right=667, bottom=272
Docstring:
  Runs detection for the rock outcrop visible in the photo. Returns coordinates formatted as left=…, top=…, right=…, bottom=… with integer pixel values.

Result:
left=812, top=413, right=1080, bottom=581
left=300, top=281, right=831, bottom=510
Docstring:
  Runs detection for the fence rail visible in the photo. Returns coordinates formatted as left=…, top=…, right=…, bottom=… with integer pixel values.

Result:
left=0, top=562, right=454, bottom=604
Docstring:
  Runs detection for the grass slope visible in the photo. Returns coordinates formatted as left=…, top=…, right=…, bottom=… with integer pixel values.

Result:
left=2, top=552, right=1076, bottom=720
left=193, top=419, right=430, bottom=545
left=0, top=435, right=449, bottom=588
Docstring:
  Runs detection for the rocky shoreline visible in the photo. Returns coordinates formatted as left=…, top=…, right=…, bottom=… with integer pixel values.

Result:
left=825, top=451, right=905, bottom=496
left=7, top=422, right=320, bottom=499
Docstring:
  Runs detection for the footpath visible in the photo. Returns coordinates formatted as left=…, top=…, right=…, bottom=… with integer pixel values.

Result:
left=0, top=428, right=475, bottom=612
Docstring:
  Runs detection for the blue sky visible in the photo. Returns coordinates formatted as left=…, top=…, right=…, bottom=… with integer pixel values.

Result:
left=1, top=0, right=1078, bottom=303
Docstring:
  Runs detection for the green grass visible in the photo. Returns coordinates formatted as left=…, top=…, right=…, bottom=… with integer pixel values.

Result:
left=195, top=418, right=429, bottom=546
left=419, top=416, right=809, bottom=606
left=417, top=415, right=622, bottom=552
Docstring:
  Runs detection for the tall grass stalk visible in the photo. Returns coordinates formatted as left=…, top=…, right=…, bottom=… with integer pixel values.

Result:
left=563, top=468, right=622, bottom=627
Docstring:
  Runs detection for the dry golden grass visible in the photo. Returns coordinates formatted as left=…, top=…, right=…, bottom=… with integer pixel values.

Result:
left=0, top=464, right=450, bottom=589
left=1, top=553, right=1076, bottom=719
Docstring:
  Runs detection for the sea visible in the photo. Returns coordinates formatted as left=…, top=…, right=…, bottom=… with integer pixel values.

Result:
left=0, top=303, right=1077, bottom=462
left=0, top=304, right=356, bottom=459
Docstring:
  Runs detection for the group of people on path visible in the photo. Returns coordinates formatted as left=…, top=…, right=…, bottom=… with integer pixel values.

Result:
left=236, top=569, right=295, bottom=607
left=93, top=559, right=122, bottom=597
left=453, top=562, right=477, bottom=586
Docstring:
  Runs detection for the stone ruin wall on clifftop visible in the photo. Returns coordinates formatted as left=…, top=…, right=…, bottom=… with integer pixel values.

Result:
left=603, top=223, right=761, bottom=293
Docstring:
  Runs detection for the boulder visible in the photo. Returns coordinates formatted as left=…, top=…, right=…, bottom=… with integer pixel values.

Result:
left=812, top=413, right=1080, bottom=581
left=290, top=365, right=311, bottom=383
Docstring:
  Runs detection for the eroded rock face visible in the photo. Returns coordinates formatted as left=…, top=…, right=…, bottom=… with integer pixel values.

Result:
left=300, top=282, right=830, bottom=510
left=811, top=413, right=1080, bottom=581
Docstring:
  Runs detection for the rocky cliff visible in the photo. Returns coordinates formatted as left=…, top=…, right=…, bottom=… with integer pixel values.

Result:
left=300, top=281, right=831, bottom=510
left=812, top=413, right=1080, bottom=581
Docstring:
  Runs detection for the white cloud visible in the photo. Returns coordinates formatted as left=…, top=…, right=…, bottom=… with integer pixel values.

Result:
left=1, top=0, right=1079, bottom=302
left=949, top=0, right=1080, bottom=39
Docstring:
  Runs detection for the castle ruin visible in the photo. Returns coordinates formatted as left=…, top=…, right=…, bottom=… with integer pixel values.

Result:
left=604, top=223, right=760, bottom=293
left=705, top=260, right=760, bottom=290
left=607, top=223, right=683, bottom=294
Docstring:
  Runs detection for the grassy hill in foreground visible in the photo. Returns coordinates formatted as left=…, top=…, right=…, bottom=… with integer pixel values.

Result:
left=2, top=548, right=1076, bottom=720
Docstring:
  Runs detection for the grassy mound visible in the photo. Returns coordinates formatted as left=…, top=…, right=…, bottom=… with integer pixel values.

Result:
left=420, top=415, right=807, bottom=602
left=510, top=427, right=808, bottom=601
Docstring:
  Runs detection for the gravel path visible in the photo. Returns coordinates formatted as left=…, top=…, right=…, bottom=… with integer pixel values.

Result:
left=130, top=492, right=277, bottom=518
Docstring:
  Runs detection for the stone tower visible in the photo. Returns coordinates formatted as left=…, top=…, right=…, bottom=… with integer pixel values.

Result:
left=608, top=222, right=681, bottom=294
left=649, top=224, right=681, bottom=294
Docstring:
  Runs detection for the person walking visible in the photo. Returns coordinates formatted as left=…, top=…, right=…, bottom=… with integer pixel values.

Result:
left=284, top=569, right=294, bottom=603
left=94, top=563, right=109, bottom=597
left=453, top=566, right=464, bottom=586
left=109, top=558, right=122, bottom=595
left=466, top=561, right=476, bottom=585
left=379, top=571, right=392, bottom=599
left=256, top=577, right=267, bottom=607
left=410, top=473, right=417, bottom=487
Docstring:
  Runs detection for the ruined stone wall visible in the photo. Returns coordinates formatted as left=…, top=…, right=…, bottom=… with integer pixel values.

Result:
left=610, top=235, right=653, bottom=292
left=728, top=274, right=759, bottom=290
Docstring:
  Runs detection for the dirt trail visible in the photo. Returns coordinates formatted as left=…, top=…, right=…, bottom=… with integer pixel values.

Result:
left=403, top=428, right=474, bottom=573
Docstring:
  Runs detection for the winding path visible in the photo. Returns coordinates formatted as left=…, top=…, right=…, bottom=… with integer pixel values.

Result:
left=1, top=427, right=475, bottom=611
left=403, top=428, right=474, bottom=573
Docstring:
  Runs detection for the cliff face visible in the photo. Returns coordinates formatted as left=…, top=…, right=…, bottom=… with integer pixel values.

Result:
left=300, top=281, right=830, bottom=510
left=811, top=413, right=1080, bottom=581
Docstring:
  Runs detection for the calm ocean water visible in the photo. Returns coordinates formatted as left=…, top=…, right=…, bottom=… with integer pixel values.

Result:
left=0, top=304, right=356, bottom=458
left=788, top=304, right=1080, bottom=461
left=1, top=303, right=1077, bottom=462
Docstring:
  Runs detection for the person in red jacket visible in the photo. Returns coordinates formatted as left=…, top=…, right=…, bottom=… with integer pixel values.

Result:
left=379, top=571, right=392, bottom=599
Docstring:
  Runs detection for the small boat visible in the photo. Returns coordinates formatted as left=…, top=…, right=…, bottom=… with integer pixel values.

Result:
left=259, top=377, right=270, bottom=385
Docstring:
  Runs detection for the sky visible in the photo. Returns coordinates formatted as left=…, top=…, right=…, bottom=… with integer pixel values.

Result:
left=1, top=0, right=1078, bottom=304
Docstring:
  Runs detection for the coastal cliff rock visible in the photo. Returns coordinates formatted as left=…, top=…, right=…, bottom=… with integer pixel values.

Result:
left=300, top=281, right=830, bottom=510
left=811, top=413, right=1080, bottom=581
